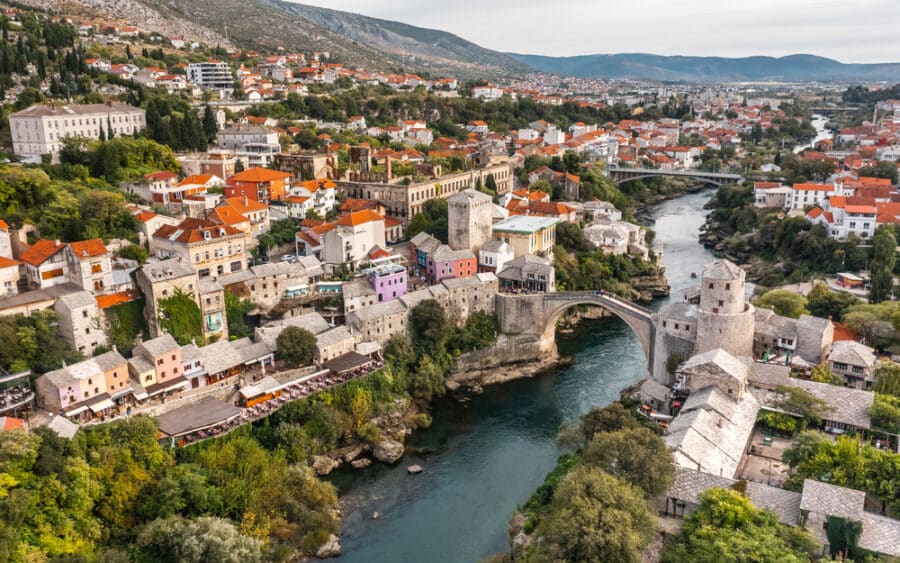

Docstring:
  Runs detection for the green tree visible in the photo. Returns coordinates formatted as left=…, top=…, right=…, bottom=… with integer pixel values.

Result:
left=224, top=291, right=254, bottom=340
left=408, top=299, right=449, bottom=360
left=136, top=516, right=265, bottom=563
left=871, top=393, right=900, bottom=434
left=753, top=289, right=809, bottom=319
left=662, top=488, right=818, bottom=563
left=556, top=221, right=594, bottom=253
left=772, top=385, right=832, bottom=426
left=810, top=363, right=843, bottom=385
left=157, top=290, right=203, bottom=345
left=582, top=427, right=674, bottom=498
left=407, top=198, right=448, bottom=243
left=806, top=282, right=859, bottom=321
left=869, top=225, right=896, bottom=303
left=276, top=326, right=317, bottom=367
left=528, top=467, right=656, bottom=563
left=873, top=361, right=900, bottom=396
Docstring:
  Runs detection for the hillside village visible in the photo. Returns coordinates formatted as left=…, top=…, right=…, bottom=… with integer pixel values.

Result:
left=0, top=3, right=898, bottom=561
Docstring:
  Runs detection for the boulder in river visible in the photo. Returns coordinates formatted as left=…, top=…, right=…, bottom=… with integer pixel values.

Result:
left=407, top=464, right=424, bottom=474
left=373, top=438, right=404, bottom=463
left=316, top=534, right=341, bottom=558
left=445, top=379, right=460, bottom=391
left=342, top=444, right=364, bottom=462
left=312, top=455, right=340, bottom=476
left=351, top=458, right=372, bottom=469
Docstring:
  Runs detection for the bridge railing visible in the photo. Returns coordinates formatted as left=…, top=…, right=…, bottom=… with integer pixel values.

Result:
left=544, top=290, right=653, bottom=316
left=608, top=166, right=742, bottom=180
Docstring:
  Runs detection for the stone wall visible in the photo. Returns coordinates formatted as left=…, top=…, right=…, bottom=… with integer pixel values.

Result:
left=696, top=305, right=755, bottom=358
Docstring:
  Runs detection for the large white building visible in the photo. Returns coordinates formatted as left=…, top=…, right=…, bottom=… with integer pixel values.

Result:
left=9, top=102, right=146, bottom=160
left=187, top=60, right=234, bottom=94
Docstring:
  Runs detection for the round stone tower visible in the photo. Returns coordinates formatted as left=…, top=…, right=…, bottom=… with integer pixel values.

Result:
left=695, top=259, right=754, bottom=357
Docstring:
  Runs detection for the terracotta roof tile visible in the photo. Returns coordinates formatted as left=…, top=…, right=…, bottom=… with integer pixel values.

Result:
left=68, top=238, right=108, bottom=260
left=20, top=239, right=65, bottom=266
left=337, top=210, right=383, bottom=227
left=229, top=167, right=291, bottom=183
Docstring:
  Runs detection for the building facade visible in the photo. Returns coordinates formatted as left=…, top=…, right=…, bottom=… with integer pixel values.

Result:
left=9, top=102, right=146, bottom=160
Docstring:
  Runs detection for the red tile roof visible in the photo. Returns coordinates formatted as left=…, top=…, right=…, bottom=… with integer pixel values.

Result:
left=153, top=218, right=245, bottom=244
left=96, top=292, right=136, bottom=309
left=68, top=238, right=108, bottom=260
left=337, top=210, right=383, bottom=227
left=229, top=167, right=291, bottom=183
left=20, top=239, right=65, bottom=266
left=0, top=256, right=19, bottom=268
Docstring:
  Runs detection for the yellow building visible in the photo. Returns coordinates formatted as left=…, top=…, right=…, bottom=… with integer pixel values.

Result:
left=490, top=215, right=559, bottom=258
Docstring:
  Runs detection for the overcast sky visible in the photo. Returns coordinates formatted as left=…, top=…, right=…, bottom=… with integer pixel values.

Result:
left=293, top=0, right=898, bottom=63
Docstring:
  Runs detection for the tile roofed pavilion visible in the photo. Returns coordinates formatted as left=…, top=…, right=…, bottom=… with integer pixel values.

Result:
left=799, top=479, right=865, bottom=521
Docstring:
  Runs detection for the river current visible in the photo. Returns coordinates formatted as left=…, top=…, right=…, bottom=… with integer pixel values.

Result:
left=333, top=190, right=717, bottom=562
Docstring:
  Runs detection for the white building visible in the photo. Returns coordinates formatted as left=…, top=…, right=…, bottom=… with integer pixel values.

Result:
left=187, top=60, right=234, bottom=94
left=9, top=102, right=146, bottom=160
left=322, top=210, right=386, bottom=271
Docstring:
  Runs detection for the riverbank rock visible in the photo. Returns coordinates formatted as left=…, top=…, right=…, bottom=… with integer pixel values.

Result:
left=372, top=511, right=380, bottom=520
left=469, top=384, right=483, bottom=394
left=373, top=438, right=404, bottom=464
left=316, top=534, right=341, bottom=558
left=312, top=455, right=340, bottom=476
left=351, top=458, right=371, bottom=469
left=407, top=464, right=423, bottom=475
left=342, top=444, right=364, bottom=462
left=445, top=379, right=460, bottom=391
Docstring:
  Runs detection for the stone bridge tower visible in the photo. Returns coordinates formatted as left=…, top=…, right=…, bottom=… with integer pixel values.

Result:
left=695, top=260, right=754, bottom=357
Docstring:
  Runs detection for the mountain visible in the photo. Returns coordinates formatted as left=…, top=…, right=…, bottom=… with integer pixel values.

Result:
left=507, top=52, right=900, bottom=82
left=22, top=0, right=526, bottom=78
left=262, top=1, right=530, bottom=75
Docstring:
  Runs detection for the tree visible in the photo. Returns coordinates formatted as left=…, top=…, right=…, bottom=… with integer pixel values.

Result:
left=869, top=226, right=896, bottom=303
left=662, top=488, right=818, bottom=563
left=871, top=394, right=900, bottom=434
left=528, top=467, right=656, bottom=562
left=772, top=385, right=832, bottom=426
left=873, top=361, right=900, bottom=396
left=202, top=105, right=218, bottom=143
left=407, top=198, right=448, bottom=243
left=276, top=326, right=316, bottom=367
left=806, top=282, right=859, bottom=321
left=753, top=289, right=808, bottom=319
left=810, top=363, right=843, bottom=385
left=858, top=160, right=899, bottom=185
left=579, top=402, right=640, bottom=441
left=136, top=516, right=265, bottom=563
left=408, top=299, right=449, bottom=360
left=582, top=427, right=674, bottom=498
left=157, top=290, right=203, bottom=346
left=556, top=221, right=594, bottom=253
left=224, top=291, right=254, bottom=340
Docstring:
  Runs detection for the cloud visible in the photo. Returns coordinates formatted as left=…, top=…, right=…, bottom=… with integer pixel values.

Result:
left=291, top=0, right=900, bottom=63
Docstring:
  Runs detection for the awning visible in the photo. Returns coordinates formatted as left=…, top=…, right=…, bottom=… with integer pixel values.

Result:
left=132, top=389, right=149, bottom=401
left=145, top=376, right=190, bottom=397
left=89, top=398, right=115, bottom=413
left=63, top=405, right=89, bottom=417
left=110, top=387, right=133, bottom=400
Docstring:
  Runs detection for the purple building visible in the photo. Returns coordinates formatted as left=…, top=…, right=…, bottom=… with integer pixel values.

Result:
left=368, top=263, right=408, bottom=303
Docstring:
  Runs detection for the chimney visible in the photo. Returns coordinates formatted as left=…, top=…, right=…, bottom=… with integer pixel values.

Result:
left=55, top=239, right=61, bottom=246
left=243, top=195, right=248, bottom=207
left=111, top=344, right=117, bottom=352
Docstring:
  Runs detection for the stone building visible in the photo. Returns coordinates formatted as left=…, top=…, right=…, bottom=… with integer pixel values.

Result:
left=53, top=290, right=107, bottom=354
left=346, top=299, right=407, bottom=344
left=679, top=348, right=748, bottom=400
left=827, top=340, right=878, bottom=389
left=151, top=218, right=249, bottom=279
left=337, top=159, right=515, bottom=224
left=136, top=259, right=201, bottom=340
left=218, top=261, right=318, bottom=313
left=315, top=326, right=358, bottom=363
left=64, top=239, right=113, bottom=294
left=695, top=260, right=755, bottom=357
left=448, top=189, right=494, bottom=254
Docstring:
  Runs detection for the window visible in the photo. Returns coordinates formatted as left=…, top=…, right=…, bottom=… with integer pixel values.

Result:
left=708, top=283, right=714, bottom=289
left=718, top=300, right=724, bottom=307
left=157, top=359, right=164, bottom=366
left=725, top=283, right=730, bottom=290
left=83, top=310, right=89, bottom=318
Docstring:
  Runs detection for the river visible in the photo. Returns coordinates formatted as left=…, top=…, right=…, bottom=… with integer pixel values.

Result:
left=793, top=114, right=831, bottom=154
left=332, top=190, right=717, bottom=562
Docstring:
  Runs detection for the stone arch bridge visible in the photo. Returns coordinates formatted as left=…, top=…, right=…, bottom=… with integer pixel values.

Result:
left=497, top=291, right=662, bottom=377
